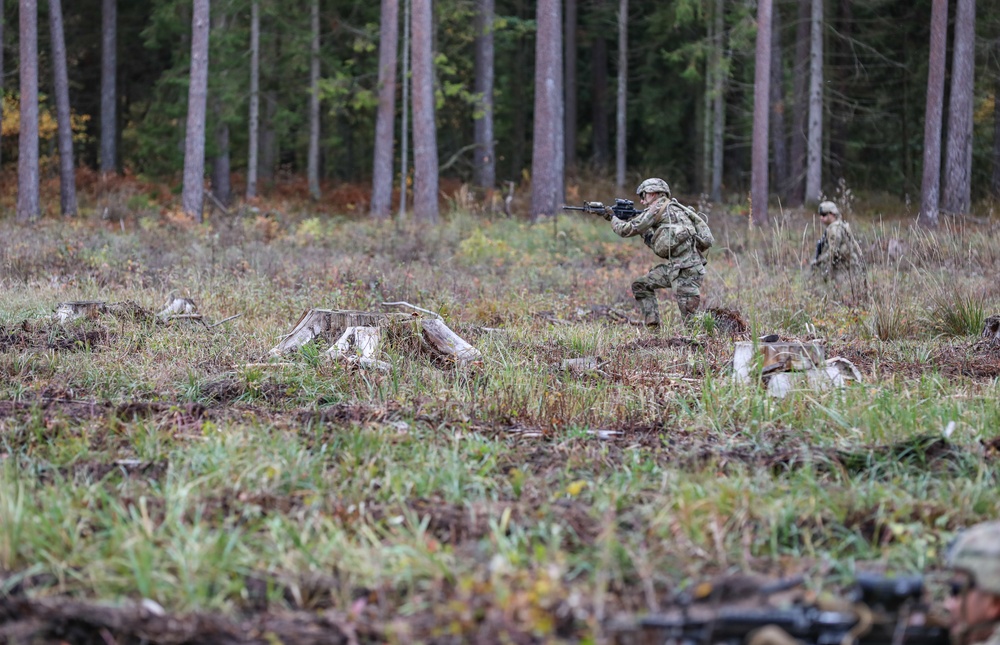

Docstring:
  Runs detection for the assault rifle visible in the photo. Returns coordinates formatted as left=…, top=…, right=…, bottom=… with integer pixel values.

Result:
left=610, top=574, right=950, bottom=645
left=563, top=198, right=641, bottom=221
left=815, top=234, right=827, bottom=262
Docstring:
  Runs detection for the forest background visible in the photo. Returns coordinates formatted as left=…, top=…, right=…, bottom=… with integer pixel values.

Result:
left=1, top=0, right=999, bottom=225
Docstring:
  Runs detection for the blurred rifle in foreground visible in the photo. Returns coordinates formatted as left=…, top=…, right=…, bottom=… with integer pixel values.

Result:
left=610, top=574, right=949, bottom=645
left=563, top=198, right=640, bottom=221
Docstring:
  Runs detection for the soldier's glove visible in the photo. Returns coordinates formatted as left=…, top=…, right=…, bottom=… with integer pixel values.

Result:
left=586, top=202, right=613, bottom=221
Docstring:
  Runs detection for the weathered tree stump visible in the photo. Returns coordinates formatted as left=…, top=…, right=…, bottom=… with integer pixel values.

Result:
left=272, top=309, right=482, bottom=365
left=327, top=326, right=391, bottom=372
left=560, top=357, right=603, bottom=375
left=54, top=301, right=155, bottom=324
left=733, top=340, right=826, bottom=384
left=983, top=315, right=1000, bottom=342
left=157, top=297, right=198, bottom=321
left=270, top=310, right=413, bottom=355
left=54, top=301, right=108, bottom=323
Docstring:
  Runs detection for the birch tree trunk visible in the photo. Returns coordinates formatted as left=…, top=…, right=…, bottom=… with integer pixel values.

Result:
left=530, top=0, right=561, bottom=219
left=710, top=0, right=726, bottom=203
left=788, top=0, right=809, bottom=205
left=307, top=0, right=321, bottom=200
left=563, top=0, right=577, bottom=171
left=371, top=0, right=399, bottom=218
left=804, top=0, right=823, bottom=203
left=918, top=0, right=948, bottom=228
left=49, top=0, right=77, bottom=217
left=246, top=0, right=259, bottom=199
left=941, top=0, right=976, bottom=215
left=750, top=0, right=772, bottom=225
left=411, top=0, right=439, bottom=222
left=100, top=0, right=116, bottom=174
left=768, top=2, right=788, bottom=200
left=703, top=4, right=714, bottom=196
left=17, top=0, right=40, bottom=224
left=181, top=0, right=210, bottom=221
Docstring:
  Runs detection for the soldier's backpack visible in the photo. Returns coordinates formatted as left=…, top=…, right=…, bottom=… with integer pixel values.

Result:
left=672, top=199, right=715, bottom=253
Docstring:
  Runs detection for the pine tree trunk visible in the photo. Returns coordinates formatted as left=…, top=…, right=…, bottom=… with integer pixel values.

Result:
left=768, top=2, right=788, bottom=201
left=399, top=0, right=410, bottom=216
left=17, top=0, right=40, bottom=224
left=615, top=0, right=627, bottom=190
left=563, top=0, right=577, bottom=171
left=918, top=0, right=948, bottom=228
left=411, top=0, right=439, bottom=221
left=710, top=0, right=726, bottom=203
left=246, top=0, right=260, bottom=199
left=530, top=0, right=561, bottom=219
left=509, top=0, right=527, bottom=179
left=371, top=0, right=399, bottom=218
left=751, top=0, right=772, bottom=224
left=788, top=0, right=809, bottom=205
left=210, top=10, right=230, bottom=207
left=100, top=0, right=117, bottom=174
left=827, top=0, right=851, bottom=179
left=592, top=0, right=610, bottom=169
left=993, top=66, right=1000, bottom=200
left=307, top=0, right=321, bottom=200
left=49, top=0, right=77, bottom=217
left=260, top=90, right=276, bottom=185
left=181, top=0, right=210, bottom=221
left=941, top=0, right=976, bottom=215
left=473, top=0, right=496, bottom=192
left=0, top=0, right=5, bottom=169
left=804, top=0, right=823, bottom=203
left=553, top=0, right=565, bottom=205
left=702, top=4, right=714, bottom=196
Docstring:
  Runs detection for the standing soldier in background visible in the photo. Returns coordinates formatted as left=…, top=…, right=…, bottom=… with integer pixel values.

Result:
left=811, top=201, right=868, bottom=301
left=945, top=522, right=1000, bottom=645
left=588, top=178, right=713, bottom=328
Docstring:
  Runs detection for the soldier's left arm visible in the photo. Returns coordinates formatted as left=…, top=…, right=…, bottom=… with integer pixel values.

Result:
left=612, top=199, right=665, bottom=238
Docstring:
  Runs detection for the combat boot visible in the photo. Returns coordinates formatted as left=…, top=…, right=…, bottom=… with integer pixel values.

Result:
left=678, top=295, right=701, bottom=322
left=637, top=298, right=660, bottom=328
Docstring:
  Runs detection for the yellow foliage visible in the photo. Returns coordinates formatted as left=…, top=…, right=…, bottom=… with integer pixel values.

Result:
left=1, top=93, right=92, bottom=143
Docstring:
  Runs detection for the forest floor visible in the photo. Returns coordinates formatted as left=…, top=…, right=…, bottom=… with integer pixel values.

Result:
left=1, top=176, right=999, bottom=643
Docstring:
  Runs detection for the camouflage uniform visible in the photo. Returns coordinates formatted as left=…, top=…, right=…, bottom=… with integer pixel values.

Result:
left=811, top=201, right=867, bottom=300
left=947, top=522, right=1000, bottom=645
left=603, top=179, right=706, bottom=327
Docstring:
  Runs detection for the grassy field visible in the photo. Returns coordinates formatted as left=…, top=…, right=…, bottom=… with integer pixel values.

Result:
left=1, top=187, right=999, bottom=643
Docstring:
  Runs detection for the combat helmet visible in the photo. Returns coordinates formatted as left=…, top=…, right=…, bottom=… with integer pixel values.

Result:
left=947, top=522, right=1000, bottom=595
left=636, top=178, right=671, bottom=199
left=818, top=201, right=841, bottom=217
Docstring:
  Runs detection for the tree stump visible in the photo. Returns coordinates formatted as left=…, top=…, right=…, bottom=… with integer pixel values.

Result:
left=733, top=340, right=826, bottom=384
left=983, top=315, right=1000, bottom=342
left=271, top=309, right=420, bottom=356
left=327, top=326, right=391, bottom=372
left=54, top=301, right=108, bottom=323
left=157, top=297, right=198, bottom=321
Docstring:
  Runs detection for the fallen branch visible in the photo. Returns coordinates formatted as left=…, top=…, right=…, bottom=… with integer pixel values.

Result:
left=208, top=313, right=243, bottom=329
left=381, top=301, right=443, bottom=320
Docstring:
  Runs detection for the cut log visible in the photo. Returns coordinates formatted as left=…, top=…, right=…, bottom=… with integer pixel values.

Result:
left=420, top=318, right=482, bottom=364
